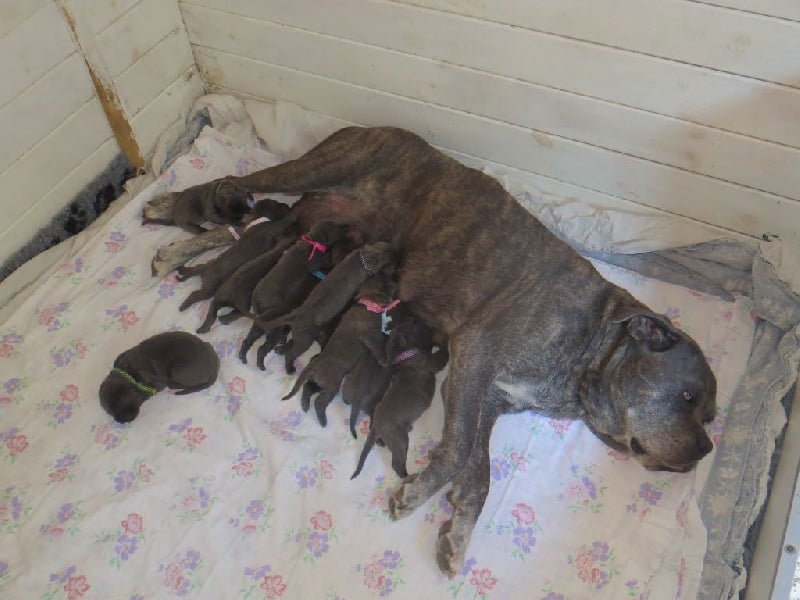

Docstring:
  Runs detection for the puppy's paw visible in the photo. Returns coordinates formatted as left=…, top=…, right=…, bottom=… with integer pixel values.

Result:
left=388, top=474, right=421, bottom=520
left=436, top=519, right=466, bottom=579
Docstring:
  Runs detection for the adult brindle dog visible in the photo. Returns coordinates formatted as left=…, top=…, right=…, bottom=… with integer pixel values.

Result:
left=167, top=126, right=717, bottom=576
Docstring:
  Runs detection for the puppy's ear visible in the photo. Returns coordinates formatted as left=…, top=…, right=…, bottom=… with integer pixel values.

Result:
left=115, top=404, right=140, bottom=424
left=622, top=313, right=679, bottom=352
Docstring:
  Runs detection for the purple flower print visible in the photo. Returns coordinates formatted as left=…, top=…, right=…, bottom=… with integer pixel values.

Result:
left=490, top=457, right=511, bottom=481
left=460, top=557, right=478, bottom=577
left=158, top=281, right=175, bottom=299
left=114, top=470, right=136, bottom=492
left=512, top=526, right=537, bottom=554
left=591, top=541, right=610, bottom=562
left=54, top=403, right=73, bottom=424
left=307, top=532, right=329, bottom=557
left=53, top=347, right=74, bottom=367
left=74, top=258, right=84, bottom=273
left=3, top=379, right=20, bottom=394
left=198, top=487, right=210, bottom=510
left=49, top=565, right=76, bottom=584
left=227, top=395, right=242, bottom=417
left=0, top=560, right=8, bottom=578
left=542, top=594, right=565, bottom=600
left=638, top=483, right=663, bottom=506
left=295, top=466, right=317, bottom=488
left=57, top=504, right=75, bottom=523
left=115, top=534, right=138, bottom=560
left=169, top=418, right=192, bottom=434
left=284, top=411, right=302, bottom=427
left=213, top=340, right=236, bottom=358
left=244, top=564, right=272, bottom=580
left=246, top=500, right=264, bottom=520
left=182, top=550, right=202, bottom=570
left=10, top=495, right=23, bottom=521
left=55, top=454, right=78, bottom=469
left=379, top=550, right=400, bottom=569
left=238, top=447, right=259, bottom=462
left=2, top=333, right=22, bottom=345
left=582, top=476, right=598, bottom=500
left=109, top=231, right=126, bottom=242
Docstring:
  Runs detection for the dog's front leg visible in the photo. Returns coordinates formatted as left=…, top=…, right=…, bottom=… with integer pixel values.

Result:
left=435, top=400, right=501, bottom=577
left=151, top=226, right=236, bottom=276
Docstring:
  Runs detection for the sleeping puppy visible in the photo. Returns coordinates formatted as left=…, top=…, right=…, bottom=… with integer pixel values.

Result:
left=255, top=242, right=397, bottom=374
left=341, top=351, right=393, bottom=439
left=195, top=237, right=296, bottom=334
left=281, top=272, right=399, bottom=427
left=177, top=201, right=298, bottom=311
left=237, top=220, right=351, bottom=367
left=98, top=331, right=220, bottom=423
left=352, top=310, right=449, bottom=479
left=143, top=179, right=252, bottom=234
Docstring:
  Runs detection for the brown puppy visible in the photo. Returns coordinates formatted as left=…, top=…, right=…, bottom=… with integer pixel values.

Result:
left=352, top=311, right=448, bottom=479
left=160, top=126, right=717, bottom=576
left=143, top=179, right=251, bottom=234
left=256, top=242, right=397, bottom=374
left=281, top=272, right=399, bottom=427
left=98, top=331, right=219, bottom=423
left=237, top=220, right=351, bottom=367
left=341, top=351, right=393, bottom=439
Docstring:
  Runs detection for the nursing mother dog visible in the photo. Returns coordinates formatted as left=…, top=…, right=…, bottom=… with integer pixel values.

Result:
left=163, top=126, right=717, bottom=576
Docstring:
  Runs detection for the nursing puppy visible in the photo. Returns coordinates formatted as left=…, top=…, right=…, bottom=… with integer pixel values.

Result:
left=256, top=242, right=397, bottom=374
left=159, top=126, right=717, bottom=576
left=238, top=220, right=351, bottom=367
left=342, top=351, right=393, bottom=439
left=143, top=179, right=252, bottom=234
left=281, top=272, right=398, bottom=427
left=352, top=310, right=448, bottom=479
left=98, top=331, right=219, bottom=423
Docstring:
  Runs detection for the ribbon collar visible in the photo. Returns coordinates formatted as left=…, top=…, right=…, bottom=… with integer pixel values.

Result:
left=112, top=367, right=158, bottom=396
left=393, top=347, right=420, bottom=365
left=245, top=216, right=270, bottom=231
left=301, top=234, right=328, bottom=259
left=359, top=249, right=375, bottom=275
left=357, top=298, right=401, bottom=314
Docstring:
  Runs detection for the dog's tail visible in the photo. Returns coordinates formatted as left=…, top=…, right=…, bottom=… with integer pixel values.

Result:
left=351, top=430, right=376, bottom=479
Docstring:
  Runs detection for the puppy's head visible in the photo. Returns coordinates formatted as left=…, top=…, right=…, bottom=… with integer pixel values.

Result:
left=251, top=198, right=292, bottom=221
left=307, top=220, right=352, bottom=247
left=98, top=372, right=148, bottom=423
left=208, top=180, right=252, bottom=224
left=360, top=242, right=398, bottom=276
left=386, top=308, right=433, bottom=363
left=583, top=312, right=717, bottom=473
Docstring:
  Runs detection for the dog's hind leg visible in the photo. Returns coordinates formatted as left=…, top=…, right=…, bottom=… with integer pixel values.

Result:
left=256, top=328, right=288, bottom=370
left=313, top=389, right=338, bottom=427
left=217, top=309, right=242, bottom=325
left=386, top=429, right=410, bottom=479
left=351, top=431, right=377, bottom=479
left=239, top=324, right=263, bottom=363
left=176, top=263, right=204, bottom=282
left=179, top=289, right=212, bottom=312
left=196, top=300, right=220, bottom=334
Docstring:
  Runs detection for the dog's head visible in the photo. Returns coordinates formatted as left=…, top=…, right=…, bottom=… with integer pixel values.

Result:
left=208, top=180, right=252, bottom=224
left=360, top=242, right=398, bottom=276
left=582, top=311, right=717, bottom=473
left=98, top=373, right=148, bottom=423
left=250, top=198, right=292, bottom=221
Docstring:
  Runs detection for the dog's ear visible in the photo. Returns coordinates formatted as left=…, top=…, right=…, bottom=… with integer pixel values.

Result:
left=616, top=313, right=679, bottom=352
left=114, top=403, right=140, bottom=424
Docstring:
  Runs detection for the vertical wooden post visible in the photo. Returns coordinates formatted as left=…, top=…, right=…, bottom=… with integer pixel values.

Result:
left=56, top=0, right=144, bottom=169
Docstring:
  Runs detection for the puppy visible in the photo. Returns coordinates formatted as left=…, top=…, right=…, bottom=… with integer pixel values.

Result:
left=352, top=312, right=448, bottom=479
left=281, top=272, right=399, bottom=427
left=255, top=242, right=397, bottom=374
left=341, top=351, right=393, bottom=439
left=98, top=331, right=220, bottom=423
left=237, top=220, right=351, bottom=367
left=143, top=179, right=252, bottom=234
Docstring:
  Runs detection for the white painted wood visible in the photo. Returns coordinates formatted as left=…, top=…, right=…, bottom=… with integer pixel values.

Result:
left=129, top=66, right=206, bottom=158
left=196, top=49, right=800, bottom=242
left=0, top=0, right=49, bottom=38
left=97, top=0, right=186, bottom=78
left=183, top=5, right=800, bottom=200
left=182, top=0, right=800, bottom=149
left=78, top=0, right=142, bottom=34
left=398, top=0, right=800, bottom=88
left=0, top=2, right=76, bottom=109
left=0, top=139, right=119, bottom=261
left=116, top=27, right=197, bottom=117
left=0, top=52, right=95, bottom=173
left=689, top=0, right=800, bottom=22
left=0, top=98, right=114, bottom=234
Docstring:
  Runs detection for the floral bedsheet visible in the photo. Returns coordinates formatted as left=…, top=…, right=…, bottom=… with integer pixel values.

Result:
left=0, top=127, right=756, bottom=599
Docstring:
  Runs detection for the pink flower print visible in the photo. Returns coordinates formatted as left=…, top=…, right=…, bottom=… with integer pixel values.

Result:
left=75, top=342, right=87, bottom=359
left=260, top=574, right=287, bottom=599
left=469, top=568, right=498, bottom=595
left=638, top=482, right=663, bottom=506
left=232, top=461, right=254, bottom=477
left=138, top=463, right=153, bottom=482
left=122, top=513, right=142, bottom=535
left=164, top=562, right=185, bottom=592
left=319, top=459, right=334, bottom=479
left=0, top=344, right=12, bottom=358
left=7, top=433, right=28, bottom=457
left=60, top=385, right=79, bottom=402
left=119, top=311, right=139, bottom=329
left=509, top=451, right=526, bottom=470
left=359, top=418, right=371, bottom=436
left=228, top=376, right=246, bottom=395
left=363, top=563, right=385, bottom=590
left=104, top=241, right=121, bottom=253
left=606, top=449, right=630, bottom=462
left=0, top=396, right=10, bottom=405
left=49, top=467, right=69, bottom=483
left=64, top=574, right=90, bottom=599
left=548, top=419, right=572, bottom=435
left=511, top=502, right=535, bottom=526
left=189, top=158, right=206, bottom=170
left=183, top=427, right=207, bottom=448
left=311, top=510, right=332, bottom=531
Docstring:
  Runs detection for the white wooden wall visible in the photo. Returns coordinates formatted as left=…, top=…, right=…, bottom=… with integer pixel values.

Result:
left=181, top=0, right=800, bottom=243
left=0, top=0, right=204, bottom=267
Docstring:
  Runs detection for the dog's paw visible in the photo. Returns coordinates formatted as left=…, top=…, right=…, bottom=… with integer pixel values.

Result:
left=435, top=519, right=466, bottom=579
left=388, top=474, right=421, bottom=520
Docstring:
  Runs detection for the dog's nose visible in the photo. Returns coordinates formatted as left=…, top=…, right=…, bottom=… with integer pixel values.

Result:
left=696, top=434, right=713, bottom=458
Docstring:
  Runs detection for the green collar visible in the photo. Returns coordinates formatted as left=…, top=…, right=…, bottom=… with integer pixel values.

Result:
left=112, top=367, right=158, bottom=396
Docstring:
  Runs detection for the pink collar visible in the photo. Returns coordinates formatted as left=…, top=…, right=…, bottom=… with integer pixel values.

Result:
left=393, top=347, right=420, bottom=364
left=301, top=234, right=328, bottom=259
left=357, top=298, right=400, bottom=314
left=245, top=216, right=270, bottom=231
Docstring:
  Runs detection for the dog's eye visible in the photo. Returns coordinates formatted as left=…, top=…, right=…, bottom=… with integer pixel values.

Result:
left=682, top=391, right=694, bottom=403
left=630, top=437, right=646, bottom=455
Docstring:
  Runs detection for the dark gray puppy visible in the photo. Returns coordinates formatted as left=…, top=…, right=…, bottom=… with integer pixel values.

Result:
left=98, top=331, right=220, bottom=423
left=177, top=200, right=297, bottom=311
left=143, top=179, right=252, bottom=234
left=195, top=237, right=296, bottom=334
left=352, top=312, right=448, bottom=479
left=281, top=272, right=399, bottom=427
left=341, top=351, right=393, bottom=439
left=164, top=126, right=717, bottom=576
left=255, top=242, right=397, bottom=374
left=238, top=220, right=351, bottom=367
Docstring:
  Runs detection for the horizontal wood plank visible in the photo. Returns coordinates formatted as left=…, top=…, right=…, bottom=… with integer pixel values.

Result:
left=397, top=0, right=800, bottom=87
left=0, top=0, right=50, bottom=39
left=77, top=0, right=142, bottom=34
left=689, top=0, right=800, bottom=22
left=181, top=0, right=800, bottom=149
left=183, top=6, right=800, bottom=200
left=195, top=48, right=800, bottom=242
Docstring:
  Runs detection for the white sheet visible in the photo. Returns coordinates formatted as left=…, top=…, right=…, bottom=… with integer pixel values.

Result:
left=0, top=127, right=755, bottom=599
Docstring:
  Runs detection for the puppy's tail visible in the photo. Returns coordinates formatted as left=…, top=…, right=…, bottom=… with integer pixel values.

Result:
left=351, top=431, right=376, bottom=479
left=281, top=354, right=317, bottom=401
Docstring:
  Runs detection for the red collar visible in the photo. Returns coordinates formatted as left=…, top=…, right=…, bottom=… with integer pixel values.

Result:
left=357, top=298, right=400, bottom=313
left=300, top=234, right=327, bottom=259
